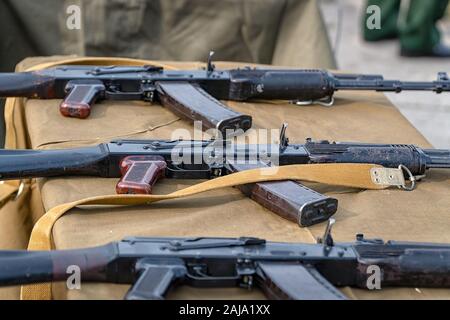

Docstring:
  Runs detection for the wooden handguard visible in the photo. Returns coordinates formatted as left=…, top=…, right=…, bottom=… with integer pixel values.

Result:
left=116, top=156, right=167, bottom=194
left=60, top=80, right=105, bottom=118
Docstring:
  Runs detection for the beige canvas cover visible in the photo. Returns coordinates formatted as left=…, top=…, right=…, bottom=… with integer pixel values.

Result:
left=0, top=56, right=449, bottom=300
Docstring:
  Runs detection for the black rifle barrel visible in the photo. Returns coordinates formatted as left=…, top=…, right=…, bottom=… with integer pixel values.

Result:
left=334, top=77, right=450, bottom=92
left=423, top=149, right=450, bottom=168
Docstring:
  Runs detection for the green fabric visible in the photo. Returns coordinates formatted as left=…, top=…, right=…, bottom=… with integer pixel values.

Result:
left=0, top=0, right=335, bottom=72
left=363, top=0, right=449, bottom=52
left=363, top=0, right=401, bottom=41
left=400, top=0, right=449, bottom=52
left=0, top=0, right=335, bottom=148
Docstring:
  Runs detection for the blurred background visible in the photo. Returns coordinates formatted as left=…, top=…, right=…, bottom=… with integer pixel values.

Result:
left=320, top=0, right=450, bottom=148
left=0, top=0, right=449, bottom=147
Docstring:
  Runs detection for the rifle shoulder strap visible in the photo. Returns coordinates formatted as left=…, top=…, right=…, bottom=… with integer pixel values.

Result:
left=21, top=163, right=398, bottom=300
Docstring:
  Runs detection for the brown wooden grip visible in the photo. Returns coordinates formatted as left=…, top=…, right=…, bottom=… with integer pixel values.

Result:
left=116, top=156, right=167, bottom=194
left=60, top=80, right=105, bottom=119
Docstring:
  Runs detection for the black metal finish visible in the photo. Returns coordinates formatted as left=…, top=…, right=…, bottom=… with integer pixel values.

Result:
left=0, top=138, right=448, bottom=181
left=0, top=233, right=449, bottom=299
left=1, top=65, right=450, bottom=105
left=0, top=145, right=110, bottom=179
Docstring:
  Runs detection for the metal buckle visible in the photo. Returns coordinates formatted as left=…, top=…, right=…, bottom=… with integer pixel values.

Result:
left=0, top=180, right=25, bottom=201
left=370, top=165, right=425, bottom=191
left=398, top=164, right=426, bottom=191
left=292, top=96, right=335, bottom=107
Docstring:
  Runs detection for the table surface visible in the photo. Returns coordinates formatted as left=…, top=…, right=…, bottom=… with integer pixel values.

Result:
left=17, top=57, right=450, bottom=300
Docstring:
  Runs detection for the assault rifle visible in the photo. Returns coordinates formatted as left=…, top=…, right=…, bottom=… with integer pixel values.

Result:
left=1, top=52, right=450, bottom=134
left=0, top=125, right=449, bottom=227
left=1, top=219, right=449, bottom=300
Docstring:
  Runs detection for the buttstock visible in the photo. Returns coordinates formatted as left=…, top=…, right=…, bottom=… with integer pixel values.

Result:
left=0, top=251, right=53, bottom=286
left=60, top=80, right=105, bottom=118
left=0, top=72, right=56, bottom=98
left=116, top=156, right=167, bottom=194
left=0, top=145, right=110, bottom=179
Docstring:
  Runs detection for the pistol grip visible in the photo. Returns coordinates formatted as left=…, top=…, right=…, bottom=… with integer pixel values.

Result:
left=116, top=156, right=167, bottom=194
left=125, top=258, right=187, bottom=300
left=60, top=80, right=105, bottom=118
